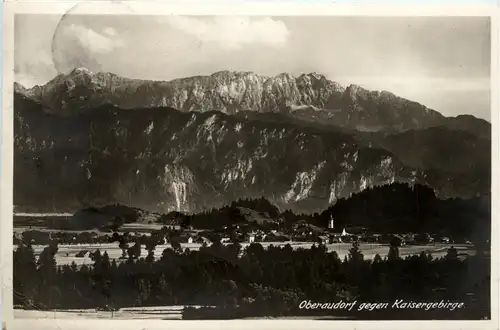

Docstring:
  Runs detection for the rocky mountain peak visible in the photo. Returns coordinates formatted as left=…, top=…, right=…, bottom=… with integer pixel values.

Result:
left=70, top=67, right=93, bottom=76
left=345, top=84, right=370, bottom=97
left=14, top=82, right=26, bottom=93
left=13, top=69, right=490, bottom=137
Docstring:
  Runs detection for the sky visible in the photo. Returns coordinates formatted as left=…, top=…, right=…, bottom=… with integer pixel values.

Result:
left=14, top=14, right=491, bottom=120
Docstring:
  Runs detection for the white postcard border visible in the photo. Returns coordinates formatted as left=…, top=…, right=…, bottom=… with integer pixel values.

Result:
left=1, top=2, right=498, bottom=330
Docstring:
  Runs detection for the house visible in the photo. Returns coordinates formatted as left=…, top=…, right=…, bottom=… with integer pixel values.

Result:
left=403, top=234, right=416, bottom=245
left=414, top=233, right=434, bottom=244
left=390, top=235, right=406, bottom=247
left=264, top=234, right=290, bottom=242
left=441, top=237, right=451, bottom=244
left=292, top=233, right=309, bottom=242
left=75, top=250, right=90, bottom=258
left=247, top=233, right=256, bottom=243
left=339, top=228, right=358, bottom=243
left=179, top=234, right=194, bottom=244
left=344, top=227, right=368, bottom=236
left=370, top=234, right=382, bottom=243
left=293, top=220, right=308, bottom=229
left=296, top=226, right=313, bottom=235
left=360, top=234, right=379, bottom=243
left=329, top=235, right=341, bottom=243
left=195, top=236, right=211, bottom=245
left=220, top=237, right=231, bottom=244
left=340, top=235, right=356, bottom=243
left=255, top=234, right=266, bottom=242
left=317, top=235, right=330, bottom=244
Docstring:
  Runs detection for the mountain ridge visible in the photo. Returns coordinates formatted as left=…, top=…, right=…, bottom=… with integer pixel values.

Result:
left=14, top=68, right=490, bottom=138
left=13, top=91, right=490, bottom=213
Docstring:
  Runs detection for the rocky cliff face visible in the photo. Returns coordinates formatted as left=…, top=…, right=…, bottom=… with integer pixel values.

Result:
left=14, top=92, right=403, bottom=213
left=18, top=68, right=343, bottom=115
left=13, top=69, right=491, bottom=213
left=14, top=91, right=490, bottom=214
left=16, top=68, right=490, bottom=137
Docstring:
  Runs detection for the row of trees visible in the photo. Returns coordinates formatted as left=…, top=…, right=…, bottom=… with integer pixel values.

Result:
left=13, top=240, right=490, bottom=319
left=16, top=183, right=490, bottom=244
left=144, top=183, right=491, bottom=241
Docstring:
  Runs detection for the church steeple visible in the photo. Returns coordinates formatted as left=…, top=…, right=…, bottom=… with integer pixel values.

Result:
left=328, top=215, right=335, bottom=229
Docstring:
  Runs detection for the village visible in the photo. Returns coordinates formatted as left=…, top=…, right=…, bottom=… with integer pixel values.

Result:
left=15, top=214, right=467, bottom=256
left=164, top=217, right=459, bottom=247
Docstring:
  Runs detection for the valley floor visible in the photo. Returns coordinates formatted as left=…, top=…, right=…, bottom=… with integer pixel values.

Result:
left=13, top=307, right=353, bottom=320
left=13, top=242, right=475, bottom=266
left=14, top=306, right=188, bottom=320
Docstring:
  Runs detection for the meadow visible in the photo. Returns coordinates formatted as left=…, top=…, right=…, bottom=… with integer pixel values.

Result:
left=14, top=242, right=475, bottom=266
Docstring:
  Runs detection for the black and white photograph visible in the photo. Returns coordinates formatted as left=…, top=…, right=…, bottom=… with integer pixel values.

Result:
left=3, top=2, right=497, bottom=328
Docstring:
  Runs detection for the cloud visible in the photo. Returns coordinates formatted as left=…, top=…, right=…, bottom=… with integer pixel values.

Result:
left=16, top=50, right=53, bottom=70
left=334, top=75, right=490, bottom=118
left=15, top=50, right=56, bottom=87
left=103, top=27, right=118, bottom=37
left=15, top=72, right=39, bottom=88
left=64, top=24, right=124, bottom=54
left=336, top=76, right=490, bottom=93
left=167, top=16, right=290, bottom=50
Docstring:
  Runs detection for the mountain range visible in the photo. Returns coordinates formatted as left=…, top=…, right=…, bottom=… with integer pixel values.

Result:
left=15, top=68, right=491, bottom=137
left=13, top=68, right=491, bottom=213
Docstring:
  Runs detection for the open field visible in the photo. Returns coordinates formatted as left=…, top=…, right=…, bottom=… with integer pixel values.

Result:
left=14, top=308, right=350, bottom=321
left=14, top=307, right=349, bottom=320
left=14, top=242, right=475, bottom=266
left=13, top=222, right=178, bottom=234
left=14, top=306, right=195, bottom=320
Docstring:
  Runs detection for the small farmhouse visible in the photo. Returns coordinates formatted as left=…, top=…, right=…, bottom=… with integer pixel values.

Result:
left=390, top=235, right=406, bottom=247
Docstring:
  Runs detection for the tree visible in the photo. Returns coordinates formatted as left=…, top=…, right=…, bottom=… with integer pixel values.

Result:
left=119, top=241, right=128, bottom=258
left=34, top=241, right=59, bottom=309
left=387, top=246, right=400, bottom=262
left=37, top=241, right=58, bottom=278
left=445, top=246, right=458, bottom=261
left=170, top=239, right=182, bottom=254
left=348, top=241, right=364, bottom=264
left=101, top=251, right=111, bottom=273
left=127, top=242, right=142, bottom=260
left=91, top=249, right=102, bottom=272
left=136, top=279, right=151, bottom=306
left=13, top=243, right=37, bottom=307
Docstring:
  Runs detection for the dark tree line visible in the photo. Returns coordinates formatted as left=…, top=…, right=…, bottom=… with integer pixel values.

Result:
left=159, top=183, right=490, bottom=242
left=13, top=240, right=490, bottom=320
left=279, top=183, right=490, bottom=241
left=177, top=198, right=278, bottom=230
left=16, top=183, right=490, bottom=243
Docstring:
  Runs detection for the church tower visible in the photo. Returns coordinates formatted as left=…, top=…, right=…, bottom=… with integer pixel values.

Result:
left=328, top=215, right=335, bottom=229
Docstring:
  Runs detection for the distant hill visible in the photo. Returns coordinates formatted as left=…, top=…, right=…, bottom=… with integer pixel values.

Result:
left=315, top=183, right=490, bottom=240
